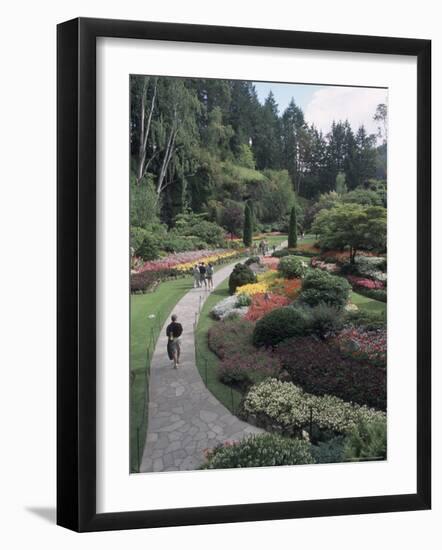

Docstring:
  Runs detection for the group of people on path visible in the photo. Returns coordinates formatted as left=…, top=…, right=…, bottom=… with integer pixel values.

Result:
left=252, top=239, right=275, bottom=256
left=192, top=262, right=214, bottom=290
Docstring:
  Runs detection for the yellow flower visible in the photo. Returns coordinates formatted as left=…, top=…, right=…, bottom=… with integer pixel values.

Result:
left=236, top=282, right=269, bottom=296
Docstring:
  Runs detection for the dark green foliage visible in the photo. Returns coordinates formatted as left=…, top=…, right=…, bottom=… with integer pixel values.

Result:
left=288, top=206, right=297, bottom=248
left=311, top=436, right=346, bottom=464
left=243, top=203, right=253, bottom=246
left=345, top=309, right=387, bottom=331
left=200, top=434, right=314, bottom=469
left=136, top=233, right=160, bottom=261
left=343, top=418, right=387, bottom=461
left=300, top=269, right=351, bottom=308
left=278, top=255, right=305, bottom=279
left=253, top=307, right=311, bottom=347
left=272, top=248, right=290, bottom=258
left=303, top=303, right=345, bottom=338
left=228, top=263, right=256, bottom=295
left=244, top=256, right=260, bottom=266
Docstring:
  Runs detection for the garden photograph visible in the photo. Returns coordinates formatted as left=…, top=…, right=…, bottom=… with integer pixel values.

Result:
left=129, top=75, right=388, bottom=474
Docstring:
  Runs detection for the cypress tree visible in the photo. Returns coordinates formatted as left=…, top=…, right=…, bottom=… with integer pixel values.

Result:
left=288, top=205, right=297, bottom=248
left=243, top=203, right=253, bottom=247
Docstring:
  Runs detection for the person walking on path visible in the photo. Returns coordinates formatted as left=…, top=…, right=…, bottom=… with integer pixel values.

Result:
left=199, top=262, right=207, bottom=289
left=206, top=262, right=214, bottom=290
left=166, top=314, right=183, bottom=369
left=193, top=264, right=201, bottom=288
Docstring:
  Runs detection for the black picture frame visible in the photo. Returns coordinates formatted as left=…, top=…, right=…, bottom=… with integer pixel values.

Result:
left=57, top=17, right=431, bottom=532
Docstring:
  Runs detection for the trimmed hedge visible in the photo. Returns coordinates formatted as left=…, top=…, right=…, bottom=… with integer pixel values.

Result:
left=228, top=263, right=257, bottom=295
left=253, top=307, right=310, bottom=348
left=278, top=255, right=306, bottom=279
left=200, top=434, right=314, bottom=469
left=299, top=269, right=351, bottom=308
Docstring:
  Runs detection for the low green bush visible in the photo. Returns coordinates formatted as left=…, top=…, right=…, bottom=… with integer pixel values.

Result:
left=278, top=255, right=306, bottom=279
left=236, top=293, right=252, bottom=308
left=343, top=418, right=387, bottom=461
left=311, top=436, right=346, bottom=464
left=272, top=248, right=290, bottom=258
left=299, top=269, right=351, bottom=308
left=253, top=307, right=310, bottom=347
left=228, top=263, right=257, bottom=294
left=244, top=256, right=260, bottom=266
left=303, top=303, right=345, bottom=338
left=242, top=378, right=386, bottom=437
left=345, top=309, right=387, bottom=331
left=200, top=434, right=314, bottom=469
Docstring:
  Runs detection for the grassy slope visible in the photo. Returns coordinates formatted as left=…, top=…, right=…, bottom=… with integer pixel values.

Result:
left=351, top=290, right=387, bottom=314
left=195, top=278, right=243, bottom=414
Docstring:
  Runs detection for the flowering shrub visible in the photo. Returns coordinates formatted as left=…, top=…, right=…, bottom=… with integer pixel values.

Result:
left=333, top=327, right=386, bottom=366
left=235, top=282, right=269, bottom=296
left=200, top=434, right=314, bottom=469
left=130, top=268, right=177, bottom=293
left=270, top=278, right=302, bottom=300
left=257, top=270, right=280, bottom=285
left=208, top=318, right=256, bottom=360
left=278, top=255, right=307, bottom=279
left=311, top=257, right=340, bottom=273
left=347, top=275, right=385, bottom=290
left=260, top=256, right=280, bottom=270
left=275, top=336, right=386, bottom=410
left=242, top=379, right=386, bottom=436
left=211, top=295, right=241, bottom=320
left=218, top=350, right=282, bottom=386
left=245, top=293, right=291, bottom=322
left=320, top=249, right=378, bottom=263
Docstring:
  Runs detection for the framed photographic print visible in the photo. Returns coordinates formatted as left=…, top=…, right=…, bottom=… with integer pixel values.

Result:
left=57, top=17, right=431, bottom=532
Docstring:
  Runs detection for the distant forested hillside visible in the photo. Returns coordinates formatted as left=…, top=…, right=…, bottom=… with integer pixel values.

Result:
left=130, top=75, right=387, bottom=250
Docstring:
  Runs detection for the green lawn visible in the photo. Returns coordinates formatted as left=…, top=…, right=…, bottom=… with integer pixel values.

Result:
left=195, top=279, right=243, bottom=414
left=351, top=290, right=386, bottom=314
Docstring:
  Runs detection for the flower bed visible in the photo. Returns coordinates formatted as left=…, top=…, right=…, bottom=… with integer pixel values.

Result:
left=332, top=327, right=386, bottom=366
left=208, top=318, right=256, bottom=360
left=271, top=278, right=302, bottom=300
left=260, top=256, right=280, bottom=270
left=347, top=275, right=385, bottom=290
left=311, top=257, right=340, bottom=273
left=235, top=281, right=269, bottom=296
left=275, top=336, right=386, bottom=410
left=245, top=293, right=291, bottom=322
left=242, top=378, right=386, bottom=437
left=136, top=248, right=242, bottom=274
left=218, top=350, right=281, bottom=386
left=200, top=434, right=314, bottom=469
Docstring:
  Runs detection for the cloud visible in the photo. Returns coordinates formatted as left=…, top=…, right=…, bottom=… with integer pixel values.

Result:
left=304, top=87, right=388, bottom=137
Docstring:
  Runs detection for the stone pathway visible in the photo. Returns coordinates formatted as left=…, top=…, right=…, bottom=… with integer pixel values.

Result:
left=140, top=260, right=264, bottom=472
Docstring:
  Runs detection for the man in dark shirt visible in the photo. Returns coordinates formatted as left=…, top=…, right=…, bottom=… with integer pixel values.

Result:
left=166, top=314, right=183, bottom=368
left=199, top=262, right=207, bottom=288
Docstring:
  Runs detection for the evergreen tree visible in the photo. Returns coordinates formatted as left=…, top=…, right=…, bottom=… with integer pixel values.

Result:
left=288, top=205, right=297, bottom=248
left=243, top=203, right=253, bottom=246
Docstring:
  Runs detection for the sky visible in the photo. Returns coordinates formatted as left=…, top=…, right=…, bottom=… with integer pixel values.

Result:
left=253, top=81, right=388, bottom=137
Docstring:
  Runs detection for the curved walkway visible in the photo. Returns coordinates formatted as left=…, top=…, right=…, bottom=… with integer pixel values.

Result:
left=140, top=261, right=264, bottom=472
